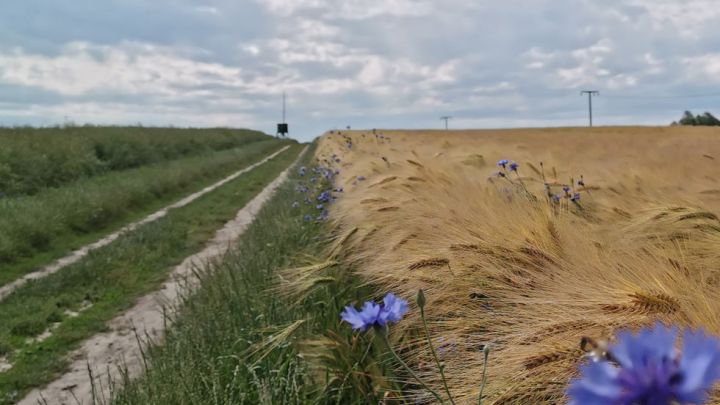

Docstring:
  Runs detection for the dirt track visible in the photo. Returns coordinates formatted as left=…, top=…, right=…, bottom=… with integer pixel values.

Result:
left=18, top=146, right=306, bottom=405
left=0, top=146, right=291, bottom=303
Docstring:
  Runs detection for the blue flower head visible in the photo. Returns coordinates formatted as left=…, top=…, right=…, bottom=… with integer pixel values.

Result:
left=303, top=214, right=313, bottom=222
left=567, top=322, right=720, bottom=405
left=316, top=204, right=324, bottom=210
left=310, top=177, right=317, bottom=183
left=317, top=191, right=331, bottom=203
left=571, top=192, right=581, bottom=202
left=563, top=185, right=570, bottom=193
left=298, top=166, right=306, bottom=176
left=340, top=293, right=409, bottom=332
left=509, top=162, right=519, bottom=172
left=497, top=159, right=509, bottom=168
left=552, top=194, right=561, bottom=203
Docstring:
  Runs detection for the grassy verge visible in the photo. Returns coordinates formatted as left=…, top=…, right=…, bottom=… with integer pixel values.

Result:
left=0, top=126, right=269, bottom=197
left=0, top=139, right=290, bottom=286
left=0, top=144, right=303, bottom=404
left=112, top=145, right=399, bottom=405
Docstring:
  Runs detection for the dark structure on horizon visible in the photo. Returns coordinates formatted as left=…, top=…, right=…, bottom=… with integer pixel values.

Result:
left=277, top=92, right=289, bottom=138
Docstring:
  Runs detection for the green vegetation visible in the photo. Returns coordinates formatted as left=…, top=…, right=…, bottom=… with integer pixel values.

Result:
left=0, top=126, right=269, bottom=197
left=672, top=110, right=720, bottom=126
left=0, top=144, right=303, bottom=404
left=0, top=139, right=289, bottom=285
left=112, top=147, right=401, bottom=405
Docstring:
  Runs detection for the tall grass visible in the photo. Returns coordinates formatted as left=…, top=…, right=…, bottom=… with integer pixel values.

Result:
left=0, top=144, right=304, bottom=404
left=0, top=139, right=288, bottom=281
left=0, top=126, right=269, bottom=197
left=112, top=146, right=401, bottom=405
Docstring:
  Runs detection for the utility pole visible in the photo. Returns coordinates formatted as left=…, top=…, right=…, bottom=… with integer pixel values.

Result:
left=440, top=116, right=452, bottom=130
left=580, top=90, right=599, bottom=127
left=276, top=92, right=289, bottom=138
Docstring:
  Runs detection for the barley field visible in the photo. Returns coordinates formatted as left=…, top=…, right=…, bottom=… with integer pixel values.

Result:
left=313, top=126, right=720, bottom=403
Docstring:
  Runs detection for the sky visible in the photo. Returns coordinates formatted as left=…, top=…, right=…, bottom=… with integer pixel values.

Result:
left=0, top=1, right=719, bottom=141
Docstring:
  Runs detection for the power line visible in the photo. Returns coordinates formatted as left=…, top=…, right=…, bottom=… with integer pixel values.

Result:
left=603, top=92, right=720, bottom=99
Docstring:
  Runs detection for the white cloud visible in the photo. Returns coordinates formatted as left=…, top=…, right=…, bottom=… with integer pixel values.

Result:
left=0, top=42, right=244, bottom=96
left=193, top=6, right=219, bottom=15
left=683, top=54, right=720, bottom=81
left=627, top=0, right=720, bottom=39
left=1, top=0, right=720, bottom=138
left=255, top=0, right=432, bottom=19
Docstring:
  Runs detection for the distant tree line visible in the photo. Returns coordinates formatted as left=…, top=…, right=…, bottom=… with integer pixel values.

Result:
left=672, top=111, right=720, bottom=126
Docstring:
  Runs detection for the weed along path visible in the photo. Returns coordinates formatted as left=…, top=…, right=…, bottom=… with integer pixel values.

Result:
left=18, top=146, right=307, bottom=405
left=0, top=145, right=291, bottom=303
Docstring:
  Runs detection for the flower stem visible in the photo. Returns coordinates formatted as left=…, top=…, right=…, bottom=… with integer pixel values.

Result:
left=419, top=306, right=456, bottom=405
left=378, top=326, right=447, bottom=405
left=478, top=346, right=490, bottom=405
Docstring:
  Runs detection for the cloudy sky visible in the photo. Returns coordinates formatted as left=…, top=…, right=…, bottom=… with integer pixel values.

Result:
left=1, top=0, right=719, bottom=141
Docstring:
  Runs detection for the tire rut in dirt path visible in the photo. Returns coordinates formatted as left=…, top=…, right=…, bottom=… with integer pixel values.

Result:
left=0, top=145, right=291, bottom=303
left=17, top=146, right=307, bottom=405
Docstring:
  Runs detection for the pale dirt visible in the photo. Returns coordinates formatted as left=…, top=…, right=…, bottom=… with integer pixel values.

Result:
left=17, top=146, right=306, bottom=405
left=0, top=146, right=291, bottom=303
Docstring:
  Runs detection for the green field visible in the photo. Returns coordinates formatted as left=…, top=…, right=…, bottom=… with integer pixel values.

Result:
left=0, top=136, right=291, bottom=286
left=0, top=142, right=304, bottom=403
left=0, top=126, right=268, bottom=197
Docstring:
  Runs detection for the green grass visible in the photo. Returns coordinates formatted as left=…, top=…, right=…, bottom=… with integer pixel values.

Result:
left=0, top=139, right=291, bottom=284
left=0, top=144, right=304, bottom=404
left=112, top=145, right=401, bottom=405
left=0, top=126, right=269, bottom=197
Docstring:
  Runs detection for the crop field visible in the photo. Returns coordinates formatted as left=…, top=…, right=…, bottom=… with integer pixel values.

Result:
left=7, top=126, right=720, bottom=405
left=312, top=126, right=720, bottom=403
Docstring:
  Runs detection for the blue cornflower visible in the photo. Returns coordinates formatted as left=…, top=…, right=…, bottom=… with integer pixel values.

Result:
left=310, top=177, right=317, bottom=183
left=298, top=166, right=306, bottom=176
left=552, top=194, right=561, bottom=203
left=497, top=159, right=509, bottom=168
left=291, top=201, right=300, bottom=209
left=340, top=293, right=409, bottom=332
left=509, top=162, right=519, bottom=172
left=563, top=185, right=570, bottom=194
left=316, top=204, right=324, bottom=210
left=571, top=192, right=581, bottom=202
left=317, top=191, right=331, bottom=203
left=567, top=322, right=720, bottom=405
left=316, top=208, right=329, bottom=221
left=303, top=214, right=313, bottom=222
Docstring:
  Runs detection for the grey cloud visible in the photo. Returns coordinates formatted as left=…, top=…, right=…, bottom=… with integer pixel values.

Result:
left=1, top=0, right=719, bottom=140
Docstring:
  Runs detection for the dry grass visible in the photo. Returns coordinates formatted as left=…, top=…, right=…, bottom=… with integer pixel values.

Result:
left=316, top=126, right=720, bottom=404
